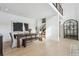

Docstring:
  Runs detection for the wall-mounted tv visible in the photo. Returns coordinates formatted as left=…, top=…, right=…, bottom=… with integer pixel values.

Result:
left=24, top=23, right=28, bottom=31
left=13, top=22, right=23, bottom=31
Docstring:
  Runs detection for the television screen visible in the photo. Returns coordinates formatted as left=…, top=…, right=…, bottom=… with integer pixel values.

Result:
left=13, top=22, right=23, bottom=31
left=24, top=23, right=28, bottom=31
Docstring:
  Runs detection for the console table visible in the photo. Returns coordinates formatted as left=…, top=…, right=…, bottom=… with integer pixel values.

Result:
left=14, top=33, right=37, bottom=48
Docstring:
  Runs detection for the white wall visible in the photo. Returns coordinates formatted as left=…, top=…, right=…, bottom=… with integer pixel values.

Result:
left=59, top=16, right=64, bottom=40
left=59, top=3, right=77, bottom=39
left=62, top=3, right=76, bottom=23
left=46, top=15, right=59, bottom=41
left=75, top=4, right=79, bottom=40
left=0, top=11, right=36, bottom=42
left=36, top=18, right=42, bottom=33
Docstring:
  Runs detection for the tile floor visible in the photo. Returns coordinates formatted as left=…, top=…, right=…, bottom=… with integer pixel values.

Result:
left=3, top=38, right=79, bottom=56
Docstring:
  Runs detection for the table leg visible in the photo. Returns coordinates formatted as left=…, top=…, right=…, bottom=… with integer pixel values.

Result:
left=17, top=36, right=20, bottom=48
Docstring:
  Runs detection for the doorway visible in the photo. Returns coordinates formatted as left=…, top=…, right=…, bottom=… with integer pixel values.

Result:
left=63, top=19, right=78, bottom=40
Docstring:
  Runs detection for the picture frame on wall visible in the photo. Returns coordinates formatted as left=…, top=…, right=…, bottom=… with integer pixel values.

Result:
left=42, top=18, right=46, bottom=23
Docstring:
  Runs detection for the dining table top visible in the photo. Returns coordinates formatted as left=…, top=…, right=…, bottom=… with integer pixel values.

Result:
left=14, top=33, right=37, bottom=38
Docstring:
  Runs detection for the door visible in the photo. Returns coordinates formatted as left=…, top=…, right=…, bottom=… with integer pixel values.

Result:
left=63, top=19, right=78, bottom=40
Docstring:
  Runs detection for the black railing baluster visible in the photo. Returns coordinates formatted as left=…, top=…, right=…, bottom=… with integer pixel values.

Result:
left=52, top=3, right=63, bottom=15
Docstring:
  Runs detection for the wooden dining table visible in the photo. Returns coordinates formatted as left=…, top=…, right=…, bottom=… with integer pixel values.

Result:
left=14, top=33, right=37, bottom=48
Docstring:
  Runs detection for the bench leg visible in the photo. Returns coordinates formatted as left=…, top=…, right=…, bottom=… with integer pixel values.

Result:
left=22, top=40, right=24, bottom=46
left=22, top=40, right=26, bottom=47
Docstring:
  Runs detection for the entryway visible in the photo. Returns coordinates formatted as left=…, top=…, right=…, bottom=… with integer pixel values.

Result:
left=63, top=19, right=78, bottom=40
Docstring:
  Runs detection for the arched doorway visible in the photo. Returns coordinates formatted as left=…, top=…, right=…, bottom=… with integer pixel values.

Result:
left=63, top=19, right=78, bottom=40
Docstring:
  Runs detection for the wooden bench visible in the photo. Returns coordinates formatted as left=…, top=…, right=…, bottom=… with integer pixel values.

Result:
left=22, top=37, right=40, bottom=47
left=22, top=38, right=31, bottom=47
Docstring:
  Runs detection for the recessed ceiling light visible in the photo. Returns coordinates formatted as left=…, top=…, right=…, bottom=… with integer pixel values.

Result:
left=5, top=8, right=8, bottom=11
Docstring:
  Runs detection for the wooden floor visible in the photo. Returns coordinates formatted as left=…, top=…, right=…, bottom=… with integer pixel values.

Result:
left=3, top=38, right=79, bottom=56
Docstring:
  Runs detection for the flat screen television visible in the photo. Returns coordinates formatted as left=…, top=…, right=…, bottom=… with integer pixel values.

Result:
left=24, top=23, right=28, bottom=31
left=13, top=22, right=23, bottom=31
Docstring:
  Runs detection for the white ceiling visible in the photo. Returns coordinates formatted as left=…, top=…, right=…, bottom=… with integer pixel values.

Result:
left=0, top=3, right=57, bottom=19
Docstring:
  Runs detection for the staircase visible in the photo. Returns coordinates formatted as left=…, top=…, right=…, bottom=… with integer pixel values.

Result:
left=40, top=23, right=46, bottom=39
